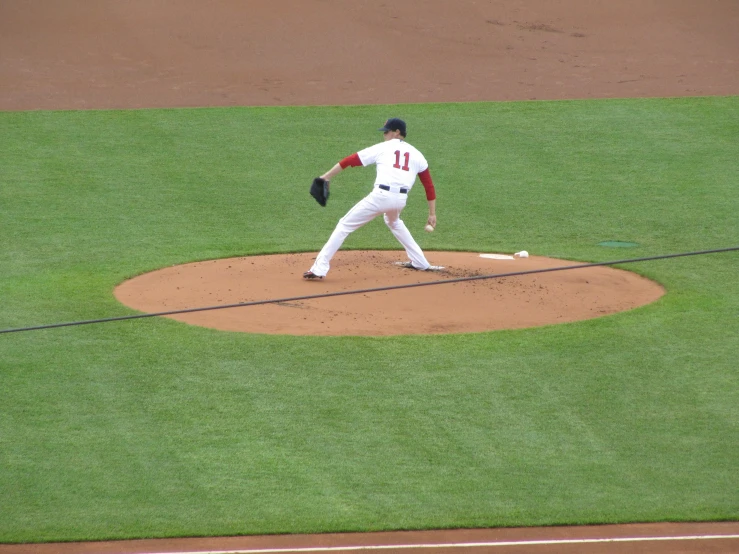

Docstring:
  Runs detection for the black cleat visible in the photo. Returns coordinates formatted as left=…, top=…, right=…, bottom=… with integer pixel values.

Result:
left=303, top=271, right=323, bottom=280
left=394, top=261, right=445, bottom=271
left=396, top=261, right=420, bottom=270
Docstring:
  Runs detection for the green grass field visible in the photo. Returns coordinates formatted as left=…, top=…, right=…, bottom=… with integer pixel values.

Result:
left=1, top=97, right=737, bottom=543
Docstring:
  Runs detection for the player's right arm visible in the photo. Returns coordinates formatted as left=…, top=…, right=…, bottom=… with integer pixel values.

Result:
left=320, top=153, right=363, bottom=181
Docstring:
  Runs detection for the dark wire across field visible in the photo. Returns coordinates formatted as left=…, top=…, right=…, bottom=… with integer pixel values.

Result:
left=1, top=246, right=737, bottom=335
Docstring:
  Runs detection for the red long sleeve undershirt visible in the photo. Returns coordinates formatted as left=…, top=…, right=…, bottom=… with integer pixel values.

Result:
left=339, top=153, right=362, bottom=168
left=418, top=168, right=436, bottom=201
left=339, top=153, right=436, bottom=201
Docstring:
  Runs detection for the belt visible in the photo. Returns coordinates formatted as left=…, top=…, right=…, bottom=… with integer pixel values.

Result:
left=378, top=184, right=408, bottom=194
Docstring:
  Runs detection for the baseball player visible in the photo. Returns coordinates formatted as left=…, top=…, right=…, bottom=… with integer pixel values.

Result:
left=304, top=118, right=438, bottom=279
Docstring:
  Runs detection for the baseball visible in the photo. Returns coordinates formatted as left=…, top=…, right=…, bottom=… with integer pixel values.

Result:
left=424, top=224, right=435, bottom=233
left=515, top=250, right=529, bottom=258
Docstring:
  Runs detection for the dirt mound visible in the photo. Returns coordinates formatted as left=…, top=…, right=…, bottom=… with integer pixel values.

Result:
left=114, top=250, right=664, bottom=335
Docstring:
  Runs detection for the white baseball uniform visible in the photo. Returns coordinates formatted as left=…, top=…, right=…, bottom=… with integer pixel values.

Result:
left=309, top=138, right=434, bottom=277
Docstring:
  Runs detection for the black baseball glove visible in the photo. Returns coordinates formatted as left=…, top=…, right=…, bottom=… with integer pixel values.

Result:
left=310, top=177, right=330, bottom=207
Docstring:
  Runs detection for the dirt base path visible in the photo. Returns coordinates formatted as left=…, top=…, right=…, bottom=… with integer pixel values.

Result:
left=1, top=0, right=737, bottom=110
left=1, top=1, right=737, bottom=552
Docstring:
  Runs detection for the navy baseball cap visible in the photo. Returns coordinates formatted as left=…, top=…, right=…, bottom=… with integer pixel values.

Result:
left=379, top=118, right=407, bottom=136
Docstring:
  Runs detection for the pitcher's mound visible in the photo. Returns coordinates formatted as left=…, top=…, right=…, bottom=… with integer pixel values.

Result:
left=114, top=251, right=664, bottom=336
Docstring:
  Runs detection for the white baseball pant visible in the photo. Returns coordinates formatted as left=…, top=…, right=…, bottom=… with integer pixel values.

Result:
left=310, top=187, right=430, bottom=277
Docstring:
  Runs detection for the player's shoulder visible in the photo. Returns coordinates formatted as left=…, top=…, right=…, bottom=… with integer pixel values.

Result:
left=365, top=139, right=403, bottom=153
left=362, top=138, right=425, bottom=156
left=363, top=140, right=389, bottom=151
left=357, top=141, right=384, bottom=156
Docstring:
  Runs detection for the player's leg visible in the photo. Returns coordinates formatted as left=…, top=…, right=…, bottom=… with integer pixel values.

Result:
left=383, top=206, right=430, bottom=270
left=309, top=195, right=381, bottom=277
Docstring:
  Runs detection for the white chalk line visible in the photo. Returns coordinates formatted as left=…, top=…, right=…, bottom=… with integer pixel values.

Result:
left=140, top=534, right=739, bottom=554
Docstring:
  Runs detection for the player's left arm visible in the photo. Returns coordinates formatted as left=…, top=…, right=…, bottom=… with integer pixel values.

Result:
left=418, top=168, right=437, bottom=228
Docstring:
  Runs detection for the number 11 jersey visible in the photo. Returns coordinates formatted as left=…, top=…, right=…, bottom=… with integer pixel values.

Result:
left=357, top=138, right=429, bottom=190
